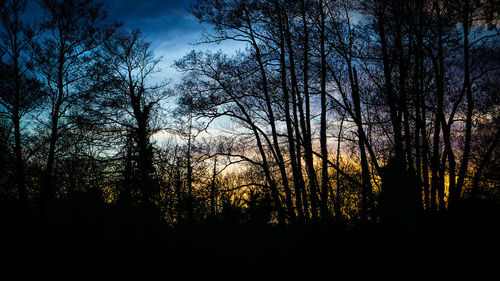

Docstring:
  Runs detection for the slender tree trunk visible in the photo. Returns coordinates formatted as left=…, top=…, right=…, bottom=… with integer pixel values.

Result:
left=378, top=3, right=404, bottom=163
left=186, top=118, right=193, bottom=221
left=396, top=17, right=420, bottom=214
left=253, top=127, right=286, bottom=225
left=414, top=0, right=429, bottom=210
left=421, top=97, right=431, bottom=210
left=210, top=156, right=217, bottom=218
left=414, top=44, right=424, bottom=213
left=12, top=46, right=26, bottom=218
left=276, top=4, right=304, bottom=222
left=352, top=67, right=373, bottom=222
left=431, top=0, right=449, bottom=212
left=42, top=96, right=62, bottom=215
left=319, top=0, right=332, bottom=220
left=436, top=2, right=455, bottom=213
left=335, top=116, right=344, bottom=218
left=301, top=0, right=320, bottom=221
left=284, top=14, right=309, bottom=222
left=42, top=42, right=66, bottom=216
left=455, top=1, right=473, bottom=208
left=122, top=133, right=133, bottom=222
left=246, top=12, right=295, bottom=222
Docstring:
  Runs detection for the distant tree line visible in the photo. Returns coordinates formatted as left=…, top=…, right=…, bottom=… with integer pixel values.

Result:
left=1, top=0, right=499, bottom=233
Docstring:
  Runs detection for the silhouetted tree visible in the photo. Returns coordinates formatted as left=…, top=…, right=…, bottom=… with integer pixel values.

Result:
left=33, top=0, right=117, bottom=214
left=95, top=29, right=170, bottom=208
left=0, top=0, right=43, bottom=217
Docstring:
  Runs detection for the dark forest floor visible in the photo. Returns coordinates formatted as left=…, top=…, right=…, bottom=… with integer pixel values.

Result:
left=1, top=200, right=500, bottom=279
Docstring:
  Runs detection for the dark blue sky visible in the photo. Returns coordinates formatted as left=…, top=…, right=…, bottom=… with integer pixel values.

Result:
left=103, top=0, right=246, bottom=82
left=26, top=0, right=246, bottom=83
left=103, top=0, right=201, bottom=82
left=104, top=0, right=198, bottom=43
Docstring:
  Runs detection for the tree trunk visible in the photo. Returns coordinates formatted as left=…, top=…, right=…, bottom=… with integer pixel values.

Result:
left=285, top=18, right=309, bottom=222
left=13, top=46, right=26, bottom=218
left=378, top=3, right=404, bottom=163
left=351, top=67, right=373, bottom=222
left=210, top=156, right=217, bottom=218
left=319, top=0, right=332, bottom=220
left=246, top=12, right=295, bottom=222
left=455, top=1, right=473, bottom=209
left=277, top=4, right=304, bottom=222
left=301, top=0, right=320, bottom=221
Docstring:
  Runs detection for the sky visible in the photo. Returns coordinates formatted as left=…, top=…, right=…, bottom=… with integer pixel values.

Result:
left=21, top=0, right=247, bottom=140
left=100, top=0, right=246, bottom=138
left=26, top=0, right=247, bottom=84
left=103, top=0, right=201, bottom=83
left=102, top=0, right=246, bottom=83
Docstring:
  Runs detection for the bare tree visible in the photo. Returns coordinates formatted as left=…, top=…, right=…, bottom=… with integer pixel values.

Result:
left=33, top=0, right=117, bottom=212
left=95, top=29, right=171, bottom=208
left=0, top=0, right=43, bottom=216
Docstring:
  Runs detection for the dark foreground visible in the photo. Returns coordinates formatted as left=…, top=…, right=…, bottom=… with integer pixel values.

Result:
left=2, top=200, right=500, bottom=278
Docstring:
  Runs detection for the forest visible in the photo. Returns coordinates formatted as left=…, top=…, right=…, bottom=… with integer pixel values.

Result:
left=1, top=0, right=500, bottom=276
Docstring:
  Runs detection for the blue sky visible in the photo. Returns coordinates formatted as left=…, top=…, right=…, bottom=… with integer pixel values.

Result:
left=26, top=0, right=246, bottom=84
left=101, top=0, right=245, bottom=137
left=19, top=0, right=243, bottom=139
left=102, top=0, right=246, bottom=83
